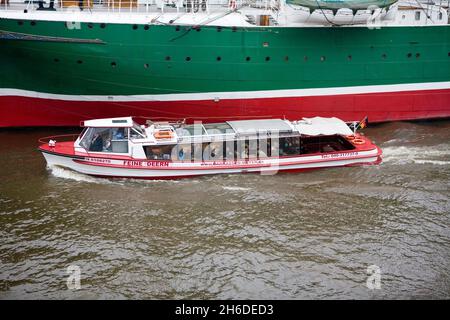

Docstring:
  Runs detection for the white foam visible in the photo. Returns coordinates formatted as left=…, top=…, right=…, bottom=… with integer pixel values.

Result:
left=49, top=165, right=113, bottom=184
left=382, top=144, right=450, bottom=166
left=222, top=186, right=251, bottom=191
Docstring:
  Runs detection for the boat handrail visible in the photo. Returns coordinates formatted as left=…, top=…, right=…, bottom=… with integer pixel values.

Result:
left=38, top=133, right=80, bottom=144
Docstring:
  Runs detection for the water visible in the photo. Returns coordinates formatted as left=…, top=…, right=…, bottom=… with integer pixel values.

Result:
left=0, top=120, right=449, bottom=299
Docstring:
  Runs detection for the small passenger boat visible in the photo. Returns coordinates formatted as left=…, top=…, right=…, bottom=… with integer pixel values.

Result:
left=38, top=117, right=382, bottom=179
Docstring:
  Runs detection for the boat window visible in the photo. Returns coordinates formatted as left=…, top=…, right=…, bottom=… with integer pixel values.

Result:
left=176, top=124, right=206, bottom=137
left=130, top=123, right=146, bottom=139
left=299, top=135, right=355, bottom=155
left=224, top=140, right=236, bottom=160
left=172, top=144, right=193, bottom=162
left=203, top=142, right=224, bottom=161
left=236, top=139, right=247, bottom=160
left=280, top=137, right=300, bottom=156
left=257, top=138, right=270, bottom=159
left=80, top=127, right=129, bottom=153
left=144, top=145, right=174, bottom=160
left=203, top=123, right=233, bottom=135
left=415, top=11, right=421, bottom=21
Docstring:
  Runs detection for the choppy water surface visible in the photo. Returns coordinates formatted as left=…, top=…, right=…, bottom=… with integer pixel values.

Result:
left=0, top=120, right=449, bottom=299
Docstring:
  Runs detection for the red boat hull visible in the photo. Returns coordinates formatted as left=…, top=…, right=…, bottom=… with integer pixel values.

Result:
left=1, top=88, right=450, bottom=127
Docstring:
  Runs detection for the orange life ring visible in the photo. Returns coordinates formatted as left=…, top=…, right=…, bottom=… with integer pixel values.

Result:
left=346, top=135, right=356, bottom=140
left=154, top=130, right=174, bottom=139
left=353, top=138, right=365, bottom=145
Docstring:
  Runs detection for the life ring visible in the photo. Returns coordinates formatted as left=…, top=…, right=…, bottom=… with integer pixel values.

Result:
left=352, top=138, right=365, bottom=145
left=154, top=130, right=174, bottom=139
left=346, top=135, right=356, bottom=140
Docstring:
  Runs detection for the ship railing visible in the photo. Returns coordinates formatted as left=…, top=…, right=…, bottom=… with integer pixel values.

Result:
left=38, top=134, right=80, bottom=145
left=1, top=0, right=251, bottom=14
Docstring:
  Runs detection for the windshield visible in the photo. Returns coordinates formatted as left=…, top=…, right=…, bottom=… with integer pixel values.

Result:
left=131, top=123, right=146, bottom=139
left=79, top=127, right=129, bottom=153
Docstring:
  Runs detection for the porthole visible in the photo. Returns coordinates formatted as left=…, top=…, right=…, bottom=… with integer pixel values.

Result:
left=111, top=61, right=117, bottom=67
left=416, top=53, right=420, bottom=59
left=132, top=25, right=138, bottom=30
left=284, top=56, right=289, bottom=62
left=216, top=56, right=222, bottom=61
left=165, top=56, right=171, bottom=61
left=382, top=53, right=387, bottom=59
left=17, top=21, right=23, bottom=26
left=265, top=56, right=270, bottom=62
left=100, top=23, right=106, bottom=29
left=175, top=26, right=180, bottom=31
left=77, top=60, right=83, bottom=64
left=195, top=27, right=201, bottom=32
left=30, top=21, right=36, bottom=26
left=245, top=56, right=251, bottom=62
left=232, top=26, right=237, bottom=32
left=144, top=63, right=149, bottom=69
left=54, top=58, right=59, bottom=63
left=217, top=26, right=222, bottom=32
left=448, top=52, right=450, bottom=57
left=320, top=56, right=326, bottom=62
left=185, top=57, right=191, bottom=61
left=407, top=53, right=412, bottom=58
left=88, top=23, right=93, bottom=29
left=144, top=25, right=149, bottom=31
left=347, top=55, right=352, bottom=61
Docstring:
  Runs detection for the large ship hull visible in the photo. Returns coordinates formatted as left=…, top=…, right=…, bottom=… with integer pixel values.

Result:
left=1, top=19, right=450, bottom=126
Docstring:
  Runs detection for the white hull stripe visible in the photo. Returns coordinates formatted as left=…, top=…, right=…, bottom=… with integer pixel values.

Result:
left=1, top=81, right=450, bottom=102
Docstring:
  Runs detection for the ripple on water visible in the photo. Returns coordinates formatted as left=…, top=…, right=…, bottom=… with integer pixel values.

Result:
left=0, top=121, right=450, bottom=299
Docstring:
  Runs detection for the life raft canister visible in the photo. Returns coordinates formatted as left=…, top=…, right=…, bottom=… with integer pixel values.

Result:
left=153, top=130, right=174, bottom=140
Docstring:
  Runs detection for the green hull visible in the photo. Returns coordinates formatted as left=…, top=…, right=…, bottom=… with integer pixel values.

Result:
left=1, top=19, right=449, bottom=95
left=0, top=18, right=449, bottom=126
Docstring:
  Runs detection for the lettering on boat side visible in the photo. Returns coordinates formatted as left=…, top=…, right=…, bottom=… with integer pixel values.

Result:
left=200, top=160, right=264, bottom=166
left=85, top=157, right=112, bottom=164
left=321, top=152, right=358, bottom=159
left=123, top=160, right=170, bottom=167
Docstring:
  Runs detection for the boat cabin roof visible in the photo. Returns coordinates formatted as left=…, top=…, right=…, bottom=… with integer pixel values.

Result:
left=82, top=117, right=135, bottom=128
left=293, top=117, right=353, bottom=136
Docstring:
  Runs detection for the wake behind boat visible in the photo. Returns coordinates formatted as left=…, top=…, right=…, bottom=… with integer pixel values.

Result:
left=38, top=116, right=382, bottom=179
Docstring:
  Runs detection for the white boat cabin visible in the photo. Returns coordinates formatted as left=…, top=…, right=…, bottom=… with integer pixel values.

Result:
left=74, top=116, right=357, bottom=161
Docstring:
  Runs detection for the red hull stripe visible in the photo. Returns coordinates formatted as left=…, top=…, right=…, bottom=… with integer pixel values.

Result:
left=2, top=88, right=450, bottom=126
left=70, top=150, right=381, bottom=170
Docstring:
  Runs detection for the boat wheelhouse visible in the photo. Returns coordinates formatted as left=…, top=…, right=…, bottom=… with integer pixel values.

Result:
left=39, top=116, right=382, bottom=179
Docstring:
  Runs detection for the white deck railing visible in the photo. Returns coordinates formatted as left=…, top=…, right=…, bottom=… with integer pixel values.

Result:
left=0, top=0, right=262, bottom=14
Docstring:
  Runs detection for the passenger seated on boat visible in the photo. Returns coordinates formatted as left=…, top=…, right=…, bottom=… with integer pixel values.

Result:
left=112, top=128, right=125, bottom=140
left=103, top=137, right=112, bottom=151
left=321, top=144, right=335, bottom=153
left=150, top=147, right=162, bottom=160
left=241, top=145, right=249, bottom=159
left=257, top=149, right=267, bottom=158
left=89, top=134, right=104, bottom=152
